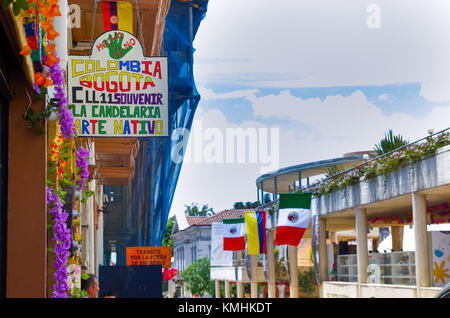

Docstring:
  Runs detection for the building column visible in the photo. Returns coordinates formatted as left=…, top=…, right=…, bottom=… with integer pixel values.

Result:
left=298, top=171, right=302, bottom=189
left=412, top=192, right=431, bottom=287
left=215, top=280, right=221, bottom=298
left=318, top=216, right=328, bottom=282
left=250, top=254, right=258, bottom=298
left=236, top=281, right=243, bottom=298
left=260, top=182, right=264, bottom=204
left=266, top=229, right=276, bottom=298
left=356, top=207, right=368, bottom=284
left=391, top=226, right=403, bottom=252
left=274, top=176, right=278, bottom=201
left=224, top=281, right=231, bottom=298
left=257, top=184, right=260, bottom=204
left=288, top=245, right=298, bottom=298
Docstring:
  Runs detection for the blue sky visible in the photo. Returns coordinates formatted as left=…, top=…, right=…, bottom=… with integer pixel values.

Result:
left=197, top=82, right=446, bottom=124
left=170, top=0, right=450, bottom=226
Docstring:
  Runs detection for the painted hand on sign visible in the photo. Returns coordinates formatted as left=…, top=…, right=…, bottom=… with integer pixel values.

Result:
left=105, top=32, right=132, bottom=60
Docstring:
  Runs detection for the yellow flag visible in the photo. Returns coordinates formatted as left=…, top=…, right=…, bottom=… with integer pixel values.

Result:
left=117, top=1, right=133, bottom=34
left=244, top=211, right=258, bottom=254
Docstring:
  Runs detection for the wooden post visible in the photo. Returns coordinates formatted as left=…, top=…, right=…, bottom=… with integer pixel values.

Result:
left=266, top=229, right=276, bottom=298
left=356, top=207, right=368, bottom=284
left=412, top=192, right=431, bottom=287
left=288, top=245, right=298, bottom=298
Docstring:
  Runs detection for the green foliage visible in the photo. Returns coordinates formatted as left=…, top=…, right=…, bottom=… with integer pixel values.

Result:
left=69, top=287, right=88, bottom=298
left=308, top=131, right=450, bottom=197
left=23, top=94, right=58, bottom=135
left=81, top=273, right=91, bottom=280
left=184, top=203, right=215, bottom=217
left=373, top=129, right=409, bottom=156
left=325, top=164, right=345, bottom=178
left=180, top=257, right=214, bottom=297
left=297, top=267, right=316, bottom=295
left=162, top=216, right=174, bottom=249
left=2, top=0, right=29, bottom=16
left=233, top=201, right=260, bottom=209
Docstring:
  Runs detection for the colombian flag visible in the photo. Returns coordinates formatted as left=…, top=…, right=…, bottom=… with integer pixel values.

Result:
left=244, top=210, right=266, bottom=255
left=102, top=1, right=133, bottom=34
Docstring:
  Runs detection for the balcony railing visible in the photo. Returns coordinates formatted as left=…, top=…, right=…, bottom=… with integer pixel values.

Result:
left=299, top=127, right=450, bottom=198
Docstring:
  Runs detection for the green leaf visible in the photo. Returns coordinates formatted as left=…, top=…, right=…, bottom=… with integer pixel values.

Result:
left=2, top=0, right=13, bottom=9
left=12, top=2, right=21, bottom=15
left=16, top=0, right=28, bottom=12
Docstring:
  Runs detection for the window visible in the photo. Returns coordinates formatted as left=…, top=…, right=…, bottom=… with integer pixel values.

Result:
left=176, top=247, right=184, bottom=271
left=191, top=243, right=197, bottom=264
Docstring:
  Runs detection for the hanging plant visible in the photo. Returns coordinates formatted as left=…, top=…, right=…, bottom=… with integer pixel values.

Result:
left=306, top=131, right=450, bottom=197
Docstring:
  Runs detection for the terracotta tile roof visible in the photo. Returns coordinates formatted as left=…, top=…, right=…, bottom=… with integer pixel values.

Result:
left=185, top=216, right=206, bottom=226
left=188, top=209, right=246, bottom=227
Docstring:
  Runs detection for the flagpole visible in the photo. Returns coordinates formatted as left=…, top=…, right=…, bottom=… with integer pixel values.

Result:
left=236, top=250, right=244, bottom=298
left=288, top=245, right=298, bottom=298
left=266, top=229, right=277, bottom=298
left=250, top=254, right=258, bottom=298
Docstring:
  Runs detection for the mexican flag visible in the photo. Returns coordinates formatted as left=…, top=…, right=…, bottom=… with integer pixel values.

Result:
left=223, top=218, right=246, bottom=251
left=275, top=192, right=312, bottom=246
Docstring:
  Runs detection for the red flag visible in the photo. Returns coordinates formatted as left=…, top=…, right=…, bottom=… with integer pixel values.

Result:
left=163, top=268, right=178, bottom=281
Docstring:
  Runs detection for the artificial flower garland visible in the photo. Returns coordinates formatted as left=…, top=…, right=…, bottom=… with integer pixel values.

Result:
left=46, top=186, right=71, bottom=298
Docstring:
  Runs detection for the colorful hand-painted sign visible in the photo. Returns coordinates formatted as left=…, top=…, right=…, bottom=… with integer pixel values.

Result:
left=68, top=30, right=168, bottom=137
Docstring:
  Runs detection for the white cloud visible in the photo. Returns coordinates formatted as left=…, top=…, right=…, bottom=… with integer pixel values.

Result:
left=194, top=0, right=450, bottom=91
left=198, top=86, right=260, bottom=100
left=420, top=75, right=450, bottom=102
left=170, top=92, right=450, bottom=219
left=248, top=89, right=450, bottom=141
left=377, top=93, right=394, bottom=103
left=171, top=0, right=450, bottom=220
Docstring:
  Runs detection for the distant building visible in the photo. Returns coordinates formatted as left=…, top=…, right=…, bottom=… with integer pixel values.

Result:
left=170, top=209, right=245, bottom=297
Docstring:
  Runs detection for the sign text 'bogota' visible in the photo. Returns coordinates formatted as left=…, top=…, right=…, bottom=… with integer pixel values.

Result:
left=68, top=31, right=168, bottom=137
